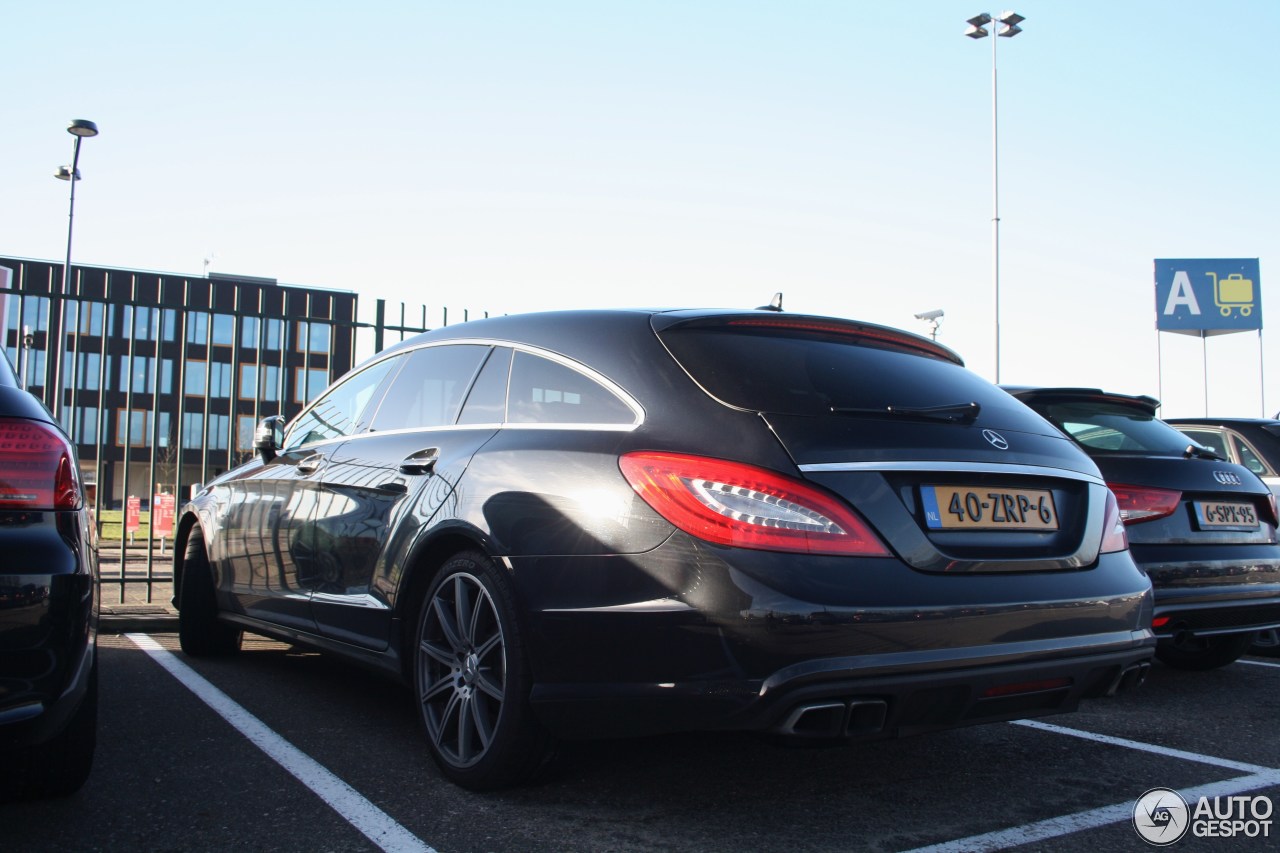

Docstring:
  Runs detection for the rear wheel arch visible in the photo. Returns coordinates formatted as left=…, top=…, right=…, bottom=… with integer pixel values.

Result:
left=397, top=530, right=500, bottom=678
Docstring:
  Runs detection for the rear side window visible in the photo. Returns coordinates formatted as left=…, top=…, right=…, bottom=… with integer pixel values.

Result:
left=369, top=344, right=490, bottom=432
left=659, top=326, right=1040, bottom=426
left=1232, top=436, right=1270, bottom=475
left=507, top=351, right=636, bottom=425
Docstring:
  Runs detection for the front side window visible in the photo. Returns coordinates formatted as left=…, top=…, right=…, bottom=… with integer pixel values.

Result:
left=286, top=357, right=399, bottom=449
left=368, top=345, right=489, bottom=432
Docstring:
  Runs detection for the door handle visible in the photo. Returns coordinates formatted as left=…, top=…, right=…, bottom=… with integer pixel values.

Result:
left=400, top=448, right=440, bottom=475
left=296, top=453, right=326, bottom=476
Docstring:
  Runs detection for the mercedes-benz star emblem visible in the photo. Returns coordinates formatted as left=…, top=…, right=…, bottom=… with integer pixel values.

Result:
left=982, top=429, right=1009, bottom=450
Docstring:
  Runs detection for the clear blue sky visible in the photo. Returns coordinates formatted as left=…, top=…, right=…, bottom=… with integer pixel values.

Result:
left=4, top=1, right=1277, bottom=417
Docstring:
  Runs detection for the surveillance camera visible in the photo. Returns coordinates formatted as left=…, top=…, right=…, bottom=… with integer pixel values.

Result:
left=914, top=309, right=944, bottom=322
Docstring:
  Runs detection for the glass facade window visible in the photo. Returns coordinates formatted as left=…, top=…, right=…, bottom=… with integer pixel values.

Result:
left=186, top=312, right=209, bottom=344
left=237, top=415, right=256, bottom=451
left=262, top=365, right=280, bottom=401
left=63, top=352, right=101, bottom=391
left=295, top=368, right=329, bottom=404
left=239, top=364, right=257, bottom=398
left=297, top=321, right=331, bottom=354
left=60, top=405, right=99, bottom=445
left=77, top=302, right=105, bottom=336
left=181, top=412, right=203, bottom=449
left=118, top=355, right=173, bottom=394
left=209, top=413, right=230, bottom=451
left=210, top=362, right=232, bottom=398
left=241, top=316, right=259, bottom=349
left=265, top=318, right=282, bottom=350
left=132, top=306, right=175, bottom=341
left=115, top=409, right=172, bottom=448
left=184, top=361, right=208, bottom=397
left=5, top=295, right=49, bottom=332
left=212, top=313, right=235, bottom=346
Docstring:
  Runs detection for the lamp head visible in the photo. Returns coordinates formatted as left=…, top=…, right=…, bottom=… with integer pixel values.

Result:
left=67, top=119, right=99, bottom=138
left=914, top=309, right=944, bottom=322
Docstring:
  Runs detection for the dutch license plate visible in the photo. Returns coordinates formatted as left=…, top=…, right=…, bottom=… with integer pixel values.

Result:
left=1194, top=500, right=1259, bottom=529
left=922, top=485, right=1059, bottom=531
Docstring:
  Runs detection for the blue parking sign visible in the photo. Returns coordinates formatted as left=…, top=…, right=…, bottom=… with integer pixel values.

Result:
left=1154, top=258, right=1262, bottom=336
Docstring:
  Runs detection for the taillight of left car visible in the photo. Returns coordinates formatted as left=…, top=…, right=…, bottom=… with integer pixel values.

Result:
left=0, top=417, right=81, bottom=510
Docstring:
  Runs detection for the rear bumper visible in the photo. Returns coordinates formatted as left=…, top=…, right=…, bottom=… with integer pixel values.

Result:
left=1134, top=543, right=1280, bottom=638
left=530, top=632, right=1155, bottom=739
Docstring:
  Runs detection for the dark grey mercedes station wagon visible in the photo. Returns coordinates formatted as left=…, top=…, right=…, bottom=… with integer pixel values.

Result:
left=176, top=309, right=1154, bottom=790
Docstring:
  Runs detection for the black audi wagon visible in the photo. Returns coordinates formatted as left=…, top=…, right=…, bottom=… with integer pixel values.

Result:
left=176, top=309, right=1154, bottom=790
left=1006, top=387, right=1280, bottom=670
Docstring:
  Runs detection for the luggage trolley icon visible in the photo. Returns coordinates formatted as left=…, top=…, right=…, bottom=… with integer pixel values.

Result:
left=1206, top=271, right=1254, bottom=317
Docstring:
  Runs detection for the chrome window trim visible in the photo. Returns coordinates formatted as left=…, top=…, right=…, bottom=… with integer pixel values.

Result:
left=798, top=460, right=1105, bottom=486
left=285, top=337, right=645, bottom=446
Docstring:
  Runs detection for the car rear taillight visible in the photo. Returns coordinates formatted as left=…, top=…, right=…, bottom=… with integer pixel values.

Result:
left=1106, top=482, right=1180, bottom=525
left=0, top=418, right=81, bottom=510
left=1265, top=493, right=1280, bottom=527
left=1099, top=489, right=1129, bottom=553
left=619, top=451, right=890, bottom=556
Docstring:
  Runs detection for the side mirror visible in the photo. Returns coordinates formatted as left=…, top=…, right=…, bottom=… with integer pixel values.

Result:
left=254, top=415, right=287, bottom=462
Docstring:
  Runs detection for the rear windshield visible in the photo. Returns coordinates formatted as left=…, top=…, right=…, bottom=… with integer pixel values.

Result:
left=658, top=326, right=1041, bottom=426
left=1031, top=400, right=1192, bottom=455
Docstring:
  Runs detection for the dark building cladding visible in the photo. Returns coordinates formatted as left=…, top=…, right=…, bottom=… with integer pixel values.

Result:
left=0, top=255, right=357, bottom=510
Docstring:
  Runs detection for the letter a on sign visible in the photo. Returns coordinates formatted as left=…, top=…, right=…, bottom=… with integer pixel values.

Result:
left=1164, top=271, right=1201, bottom=315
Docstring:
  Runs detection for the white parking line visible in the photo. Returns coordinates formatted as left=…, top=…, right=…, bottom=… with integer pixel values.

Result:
left=902, top=770, right=1280, bottom=853
left=1240, top=658, right=1280, bottom=669
left=1012, top=719, right=1272, bottom=773
left=900, top=717, right=1280, bottom=853
left=125, top=634, right=434, bottom=853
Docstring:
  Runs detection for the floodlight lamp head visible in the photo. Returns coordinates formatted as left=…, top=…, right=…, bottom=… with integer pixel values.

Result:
left=966, top=13, right=993, bottom=27
left=67, top=119, right=99, bottom=138
left=964, top=24, right=989, bottom=39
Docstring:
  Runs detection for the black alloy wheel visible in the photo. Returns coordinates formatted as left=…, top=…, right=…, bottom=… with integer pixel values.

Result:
left=1155, top=631, right=1253, bottom=670
left=413, top=551, right=550, bottom=791
left=177, top=526, right=243, bottom=657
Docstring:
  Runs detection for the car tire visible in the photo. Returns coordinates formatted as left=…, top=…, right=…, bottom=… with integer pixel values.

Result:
left=413, top=550, right=553, bottom=791
left=178, top=526, right=242, bottom=657
left=1155, top=632, right=1253, bottom=670
left=3, top=659, right=98, bottom=801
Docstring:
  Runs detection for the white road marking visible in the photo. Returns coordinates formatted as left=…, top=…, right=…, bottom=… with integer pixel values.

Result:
left=901, top=770, right=1280, bottom=853
left=125, top=634, right=434, bottom=853
left=900, top=716, right=1280, bottom=853
left=1240, top=658, right=1280, bottom=669
left=1012, top=719, right=1272, bottom=773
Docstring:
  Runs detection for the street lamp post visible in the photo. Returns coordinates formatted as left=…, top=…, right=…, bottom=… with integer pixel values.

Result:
left=53, top=119, right=99, bottom=423
left=965, top=12, right=1023, bottom=384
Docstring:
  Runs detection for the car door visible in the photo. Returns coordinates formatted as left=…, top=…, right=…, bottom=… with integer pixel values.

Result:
left=222, top=356, right=400, bottom=632
left=308, top=343, right=500, bottom=649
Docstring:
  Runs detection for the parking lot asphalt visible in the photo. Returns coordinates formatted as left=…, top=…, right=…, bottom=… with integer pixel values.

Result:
left=4, top=629, right=1278, bottom=853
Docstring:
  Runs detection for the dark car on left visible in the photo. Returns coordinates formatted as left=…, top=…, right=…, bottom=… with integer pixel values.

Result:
left=0, top=346, right=98, bottom=800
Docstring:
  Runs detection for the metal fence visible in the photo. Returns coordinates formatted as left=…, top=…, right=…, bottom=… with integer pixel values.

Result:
left=1, top=257, right=486, bottom=604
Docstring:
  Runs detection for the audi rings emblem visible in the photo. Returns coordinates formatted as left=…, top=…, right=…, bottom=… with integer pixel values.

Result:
left=1213, top=471, right=1243, bottom=486
left=982, top=429, right=1010, bottom=450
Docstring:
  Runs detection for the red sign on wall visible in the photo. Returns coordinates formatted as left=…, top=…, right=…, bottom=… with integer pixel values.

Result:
left=153, top=493, right=176, bottom=538
left=125, top=496, right=141, bottom=534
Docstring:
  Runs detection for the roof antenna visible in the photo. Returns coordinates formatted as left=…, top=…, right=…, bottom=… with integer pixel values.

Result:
left=757, top=292, right=783, bottom=312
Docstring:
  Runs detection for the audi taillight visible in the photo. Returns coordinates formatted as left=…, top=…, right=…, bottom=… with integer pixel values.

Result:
left=619, top=451, right=890, bottom=556
left=0, top=418, right=81, bottom=510
left=1107, top=482, right=1180, bottom=524
left=1100, top=488, right=1129, bottom=553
